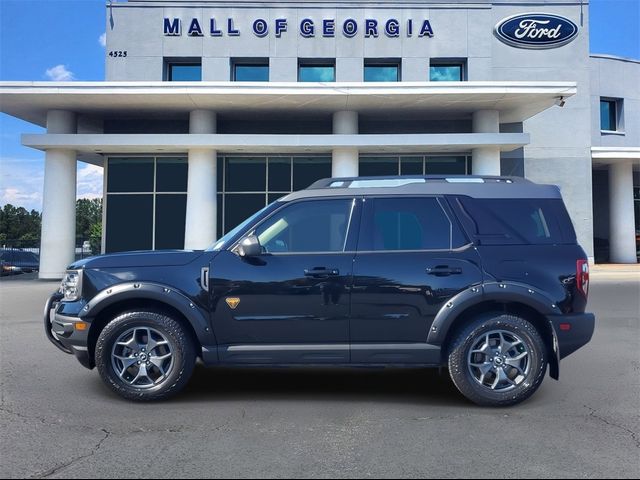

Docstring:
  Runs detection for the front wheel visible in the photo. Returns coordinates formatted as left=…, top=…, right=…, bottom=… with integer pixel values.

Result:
left=95, top=310, right=196, bottom=401
left=448, top=313, right=547, bottom=407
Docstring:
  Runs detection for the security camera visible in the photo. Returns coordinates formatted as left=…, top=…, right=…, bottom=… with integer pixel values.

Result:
left=555, top=96, right=566, bottom=107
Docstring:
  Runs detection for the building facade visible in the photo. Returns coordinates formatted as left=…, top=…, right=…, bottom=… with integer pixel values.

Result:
left=0, top=0, right=638, bottom=278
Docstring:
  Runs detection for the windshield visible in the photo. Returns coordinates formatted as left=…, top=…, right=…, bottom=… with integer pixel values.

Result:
left=208, top=201, right=282, bottom=251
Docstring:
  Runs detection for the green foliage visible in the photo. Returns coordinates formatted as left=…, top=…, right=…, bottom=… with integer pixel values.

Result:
left=0, top=199, right=103, bottom=251
left=0, top=204, right=42, bottom=247
left=76, top=198, right=103, bottom=242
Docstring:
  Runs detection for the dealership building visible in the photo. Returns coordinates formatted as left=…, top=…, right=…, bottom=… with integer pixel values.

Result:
left=0, top=0, right=638, bottom=278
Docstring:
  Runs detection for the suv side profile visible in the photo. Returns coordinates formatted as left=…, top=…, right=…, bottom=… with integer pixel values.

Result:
left=45, top=176, right=595, bottom=406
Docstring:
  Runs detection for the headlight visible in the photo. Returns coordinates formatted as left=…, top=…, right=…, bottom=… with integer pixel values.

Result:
left=60, top=270, right=82, bottom=301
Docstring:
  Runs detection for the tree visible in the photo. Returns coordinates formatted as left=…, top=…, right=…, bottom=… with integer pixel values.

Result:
left=0, top=204, right=41, bottom=247
left=76, top=198, right=102, bottom=245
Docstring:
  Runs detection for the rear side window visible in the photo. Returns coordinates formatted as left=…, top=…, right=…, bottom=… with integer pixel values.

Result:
left=359, top=197, right=462, bottom=251
left=455, top=197, right=576, bottom=245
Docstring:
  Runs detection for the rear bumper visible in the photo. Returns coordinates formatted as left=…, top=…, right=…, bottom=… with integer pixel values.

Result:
left=44, top=293, right=93, bottom=369
left=548, top=312, right=595, bottom=360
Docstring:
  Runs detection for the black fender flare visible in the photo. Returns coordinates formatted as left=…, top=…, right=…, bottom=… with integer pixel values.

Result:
left=427, top=281, right=561, bottom=379
left=78, top=282, right=217, bottom=347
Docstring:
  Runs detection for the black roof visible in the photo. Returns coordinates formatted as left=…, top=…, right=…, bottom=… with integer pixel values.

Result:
left=282, top=175, right=562, bottom=201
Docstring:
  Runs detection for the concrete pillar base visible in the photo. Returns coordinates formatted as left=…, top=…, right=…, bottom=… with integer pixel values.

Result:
left=472, top=110, right=501, bottom=176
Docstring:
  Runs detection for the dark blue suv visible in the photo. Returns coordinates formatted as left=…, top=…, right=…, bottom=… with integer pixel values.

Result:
left=45, top=176, right=595, bottom=406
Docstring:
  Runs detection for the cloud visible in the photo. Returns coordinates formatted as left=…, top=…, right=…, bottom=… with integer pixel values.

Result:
left=0, top=188, right=40, bottom=206
left=77, top=162, right=104, bottom=200
left=99, top=33, right=106, bottom=48
left=45, top=64, right=75, bottom=81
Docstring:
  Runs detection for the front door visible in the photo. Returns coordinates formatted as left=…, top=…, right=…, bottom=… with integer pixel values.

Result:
left=210, top=197, right=359, bottom=364
left=350, top=196, right=483, bottom=363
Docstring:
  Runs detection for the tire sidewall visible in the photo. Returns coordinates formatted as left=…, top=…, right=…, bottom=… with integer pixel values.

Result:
left=95, top=311, right=194, bottom=401
left=448, top=313, right=547, bottom=407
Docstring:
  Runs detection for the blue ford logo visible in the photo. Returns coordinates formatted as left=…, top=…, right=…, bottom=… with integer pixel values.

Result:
left=494, top=13, right=579, bottom=49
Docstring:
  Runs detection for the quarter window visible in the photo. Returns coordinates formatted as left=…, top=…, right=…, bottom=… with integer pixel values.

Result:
left=255, top=199, right=353, bottom=253
left=360, top=197, right=455, bottom=251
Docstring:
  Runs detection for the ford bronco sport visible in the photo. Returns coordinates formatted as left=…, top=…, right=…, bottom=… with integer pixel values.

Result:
left=45, top=175, right=595, bottom=406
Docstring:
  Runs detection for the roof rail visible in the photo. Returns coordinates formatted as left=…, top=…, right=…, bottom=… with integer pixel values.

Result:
left=307, top=175, right=531, bottom=190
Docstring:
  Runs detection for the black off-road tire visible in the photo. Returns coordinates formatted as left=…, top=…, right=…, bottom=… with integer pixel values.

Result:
left=95, top=310, right=196, bottom=401
left=448, top=313, right=548, bottom=407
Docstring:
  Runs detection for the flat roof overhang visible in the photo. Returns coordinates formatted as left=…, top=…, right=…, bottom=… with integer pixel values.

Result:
left=592, top=147, right=640, bottom=169
left=21, top=132, right=529, bottom=155
left=0, top=81, right=577, bottom=125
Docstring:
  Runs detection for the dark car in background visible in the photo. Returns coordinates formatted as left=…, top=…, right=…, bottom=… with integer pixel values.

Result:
left=1, top=249, right=40, bottom=276
left=44, top=176, right=595, bottom=407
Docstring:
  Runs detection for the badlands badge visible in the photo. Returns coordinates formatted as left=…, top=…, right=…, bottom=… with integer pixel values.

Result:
left=225, top=297, right=241, bottom=309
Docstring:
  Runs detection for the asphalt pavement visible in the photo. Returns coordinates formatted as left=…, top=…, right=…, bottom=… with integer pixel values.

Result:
left=1, top=274, right=638, bottom=478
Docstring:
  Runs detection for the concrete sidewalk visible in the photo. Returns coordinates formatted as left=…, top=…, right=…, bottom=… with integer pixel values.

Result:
left=591, top=263, right=640, bottom=280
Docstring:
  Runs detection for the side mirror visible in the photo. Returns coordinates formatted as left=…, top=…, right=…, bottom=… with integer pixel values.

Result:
left=236, top=234, right=262, bottom=257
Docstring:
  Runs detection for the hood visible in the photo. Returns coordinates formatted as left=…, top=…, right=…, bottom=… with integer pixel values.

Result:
left=70, top=250, right=205, bottom=269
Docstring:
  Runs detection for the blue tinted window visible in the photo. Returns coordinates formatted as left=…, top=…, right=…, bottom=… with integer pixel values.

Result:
left=600, top=99, right=617, bottom=131
left=299, top=64, right=335, bottom=82
left=364, top=65, right=399, bottom=82
left=360, top=198, right=452, bottom=251
left=168, top=64, right=201, bottom=81
left=430, top=65, right=463, bottom=81
left=234, top=64, right=269, bottom=82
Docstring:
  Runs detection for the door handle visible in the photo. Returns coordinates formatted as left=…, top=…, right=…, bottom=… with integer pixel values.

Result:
left=304, top=267, right=340, bottom=278
left=426, top=265, right=463, bottom=276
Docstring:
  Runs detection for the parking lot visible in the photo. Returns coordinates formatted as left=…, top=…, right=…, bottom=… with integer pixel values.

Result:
left=1, top=273, right=638, bottom=478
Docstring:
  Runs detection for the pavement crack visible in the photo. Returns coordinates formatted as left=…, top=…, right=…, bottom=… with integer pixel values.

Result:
left=31, top=428, right=111, bottom=479
left=0, top=406, right=59, bottom=427
left=584, top=404, right=640, bottom=449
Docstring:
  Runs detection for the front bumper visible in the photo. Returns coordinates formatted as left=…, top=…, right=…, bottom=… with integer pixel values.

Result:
left=44, top=293, right=93, bottom=369
left=548, top=312, right=596, bottom=360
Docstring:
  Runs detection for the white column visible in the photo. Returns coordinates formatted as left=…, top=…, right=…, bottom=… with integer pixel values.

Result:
left=608, top=160, right=637, bottom=263
left=472, top=110, right=501, bottom=176
left=39, top=110, right=77, bottom=279
left=332, top=111, right=359, bottom=177
left=184, top=110, right=217, bottom=249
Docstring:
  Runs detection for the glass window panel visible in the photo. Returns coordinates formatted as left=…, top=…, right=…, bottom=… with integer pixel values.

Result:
left=217, top=156, right=224, bottom=191
left=293, top=156, right=332, bottom=190
left=256, top=199, right=352, bottom=253
left=268, top=193, right=287, bottom=204
left=426, top=156, right=467, bottom=174
left=169, top=64, right=202, bottom=81
left=430, top=65, right=462, bottom=81
left=400, top=157, right=424, bottom=175
left=156, top=157, right=188, bottom=192
left=107, top=158, right=154, bottom=193
left=155, top=194, right=187, bottom=249
left=268, top=157, right=292, bottom=191
left=600, top=100, right=616, bottom=131
left=225, top=157, right=266, bottom=192
left=359, top=157, right=399, bottom=177
left=234, top=64, right=269, bottom=81
left=364, top=65, right=399, bottom=82
left=224, top=194, right=267, bottom=233
left=106, top=194, right=153, bottom=252
left=298, top=65, right=335, bottom=82
left=217, top=194, right=223, bottom=237
left=361, top=197, right=451, bottom=251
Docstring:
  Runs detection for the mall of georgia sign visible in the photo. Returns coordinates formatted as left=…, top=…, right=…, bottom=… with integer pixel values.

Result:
left=494, top=13, right=579, bottom=49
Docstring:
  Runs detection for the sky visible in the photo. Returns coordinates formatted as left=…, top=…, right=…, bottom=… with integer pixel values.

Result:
left=0, top=0, right=639, bottom=212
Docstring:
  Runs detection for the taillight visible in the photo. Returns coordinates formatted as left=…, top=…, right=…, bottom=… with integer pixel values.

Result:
left=576, top=259, right=589, bottom=297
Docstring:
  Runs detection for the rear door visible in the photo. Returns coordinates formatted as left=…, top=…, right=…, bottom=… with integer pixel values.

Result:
left=350, top=196, right=483, bottom=364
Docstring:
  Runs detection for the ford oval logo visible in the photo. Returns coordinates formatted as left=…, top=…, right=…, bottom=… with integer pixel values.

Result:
left=494, top=13, right=579, bottom=49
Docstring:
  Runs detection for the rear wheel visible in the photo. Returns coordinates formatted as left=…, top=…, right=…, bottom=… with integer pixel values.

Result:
left=95, top=310, right=196, bottom=401
left=448, top=313, right=547, bottom=407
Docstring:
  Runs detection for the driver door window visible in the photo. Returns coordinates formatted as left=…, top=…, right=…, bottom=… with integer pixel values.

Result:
left=255, top=199, right=354, bottom=253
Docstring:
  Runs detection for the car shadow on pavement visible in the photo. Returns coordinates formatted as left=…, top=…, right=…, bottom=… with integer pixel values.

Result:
left=169, top=363, right=468, bottom=407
